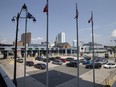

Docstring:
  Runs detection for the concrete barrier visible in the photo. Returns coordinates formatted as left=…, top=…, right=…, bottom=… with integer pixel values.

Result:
left=0, top=67, right=16, bottom=87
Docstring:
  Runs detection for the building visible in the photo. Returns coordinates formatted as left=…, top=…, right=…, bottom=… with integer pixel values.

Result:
left=13, top=41, right=24, bottom=46
left=83, top=42, right=106, bottom=53
left=56, top=32, right=65, bottom=43
left=21, top=32, right=31, bottom=46
left=72, top=40, right=77, bottom=47
left=72, top=40, right=84, bottom=47
left=54, top=42, right=71, bottom=48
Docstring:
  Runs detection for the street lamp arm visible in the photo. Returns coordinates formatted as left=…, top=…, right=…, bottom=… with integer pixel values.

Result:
left=11, top=3, right=36, bottom=86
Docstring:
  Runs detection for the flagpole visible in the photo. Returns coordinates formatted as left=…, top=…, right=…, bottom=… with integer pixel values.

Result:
left=75, top=3, right=79, bottom=87
left=91, top=11, right=95, bottom=87
left=46, top=0, right=49, bottom=87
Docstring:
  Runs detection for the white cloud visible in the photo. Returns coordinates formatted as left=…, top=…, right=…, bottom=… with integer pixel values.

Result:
left=0, top=39, right=8, bottom=44
left=31, top=37, right=44, bottom=44
left=112, top=30, right=116, bottom=37
left=0, top=39, right=13, bottom=44
left=32, top=37, right=43, bottom=41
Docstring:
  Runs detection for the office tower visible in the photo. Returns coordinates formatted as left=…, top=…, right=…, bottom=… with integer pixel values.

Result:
left=21, top=32, right=31, bottom=45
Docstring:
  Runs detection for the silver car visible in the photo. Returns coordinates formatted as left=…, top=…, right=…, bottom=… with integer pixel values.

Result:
left=52, top=59, right=63, bottom=65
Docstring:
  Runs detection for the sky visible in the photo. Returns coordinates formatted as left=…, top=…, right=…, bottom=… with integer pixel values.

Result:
left=0, top=0, right=116, bottom=46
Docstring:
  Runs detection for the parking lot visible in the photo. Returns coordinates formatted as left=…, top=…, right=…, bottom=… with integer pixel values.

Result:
left=0, top=56, right=116, bottom=87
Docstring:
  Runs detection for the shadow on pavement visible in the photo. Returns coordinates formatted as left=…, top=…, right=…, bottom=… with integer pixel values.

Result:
left=17, top=69, right=104, bottom=87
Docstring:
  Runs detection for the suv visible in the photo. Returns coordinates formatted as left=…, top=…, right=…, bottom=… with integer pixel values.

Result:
left=85, top=62, right=102, bottom=69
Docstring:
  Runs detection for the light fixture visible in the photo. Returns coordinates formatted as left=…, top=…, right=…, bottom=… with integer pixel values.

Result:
left=22, top=4, right=27, bottom=11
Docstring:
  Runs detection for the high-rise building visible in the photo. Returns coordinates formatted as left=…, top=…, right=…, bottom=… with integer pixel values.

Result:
left=57, top=32, right=65, bottom=43
left=21, top=32, right=31, bottom=45
left=73, top=40, right=77, bottom=47
left=72, top=40, right=84, bottom=47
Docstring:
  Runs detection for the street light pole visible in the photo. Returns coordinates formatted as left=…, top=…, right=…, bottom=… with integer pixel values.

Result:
left=12, top=13, right=20, bottom=86
left=12, top=3, right=36, bottom=87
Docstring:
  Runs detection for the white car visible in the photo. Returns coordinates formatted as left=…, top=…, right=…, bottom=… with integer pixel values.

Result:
left=104, top=63, right=116, bottom=69
left=16, top=57, right=23, bottom=63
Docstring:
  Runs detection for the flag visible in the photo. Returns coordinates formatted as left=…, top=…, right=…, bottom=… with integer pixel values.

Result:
left=74, top=4, right=79, bottom=19
left=88, top=16, right=92, bottom=23
left=75, top=9, right=79, bottom=19
left=27, top=12, right=34, bottom=19
left=43, top=4, right=48, bottom=13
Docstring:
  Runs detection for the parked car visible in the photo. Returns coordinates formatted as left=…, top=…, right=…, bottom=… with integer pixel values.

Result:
left=35, top=56, right=44, bottom=61
left=66, top=61, right=78, bottom=67
left=42, top=58, right=51, bottom=62
left=65, top=57, right=74, bottom=61
left=55, top=56, right=61, bottom=59
left=52, top=59, right=63, bottom=65
left=16, top=57, right=23, bottom=63
left=82, top=59, right=91, bottom=65
left=99, top=58, right=108, bottom=64
left=49, top=57, right=56, bottom=61
left=104, top=63, right=116, bottom=69
left=26, top=61, right=34, bottom=66
left=71, top=59, right=80, bottom=63
left=83, top=56, right=91, bottom=61
left=85, top=62, right=102, bottom=69
left=59, top=58, right=67, bottom=63
left=34, top=63, right=46, bottom=69
left=79, top=58, right=84, bottom=63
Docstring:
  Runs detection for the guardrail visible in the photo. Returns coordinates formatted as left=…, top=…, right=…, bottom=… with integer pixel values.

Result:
left=0, top=67, right=16, bottom=87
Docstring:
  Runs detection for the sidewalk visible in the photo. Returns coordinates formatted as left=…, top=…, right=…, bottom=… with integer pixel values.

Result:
left=56, top=68, right=113, bottom=87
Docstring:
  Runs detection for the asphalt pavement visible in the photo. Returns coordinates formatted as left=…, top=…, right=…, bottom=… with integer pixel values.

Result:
left=0, top=58, right=116, bottom=87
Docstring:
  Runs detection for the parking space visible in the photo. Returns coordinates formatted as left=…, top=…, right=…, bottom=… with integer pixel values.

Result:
left=1, top=56, right=116, bottom=87
left=4, top=56, right=116, bottom=74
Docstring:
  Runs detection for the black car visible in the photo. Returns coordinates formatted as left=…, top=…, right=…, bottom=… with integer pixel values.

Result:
left=66, top=61, right=78, bottom=67
left=35, top=56, right=44, bottom=61
left=49, top=57, right=55, bottom=61
left=34, top=63, right=46, bottom=69
left=85, top=62, right=102, bottom=69
left=65, top=57, right=74, bottom=61
left=42, top=58, right=51, bottom=62
left=26, top=61, right=34, bottom=66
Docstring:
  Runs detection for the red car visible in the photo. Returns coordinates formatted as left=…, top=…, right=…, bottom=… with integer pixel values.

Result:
left=59, top=58, right=67, bottom=63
